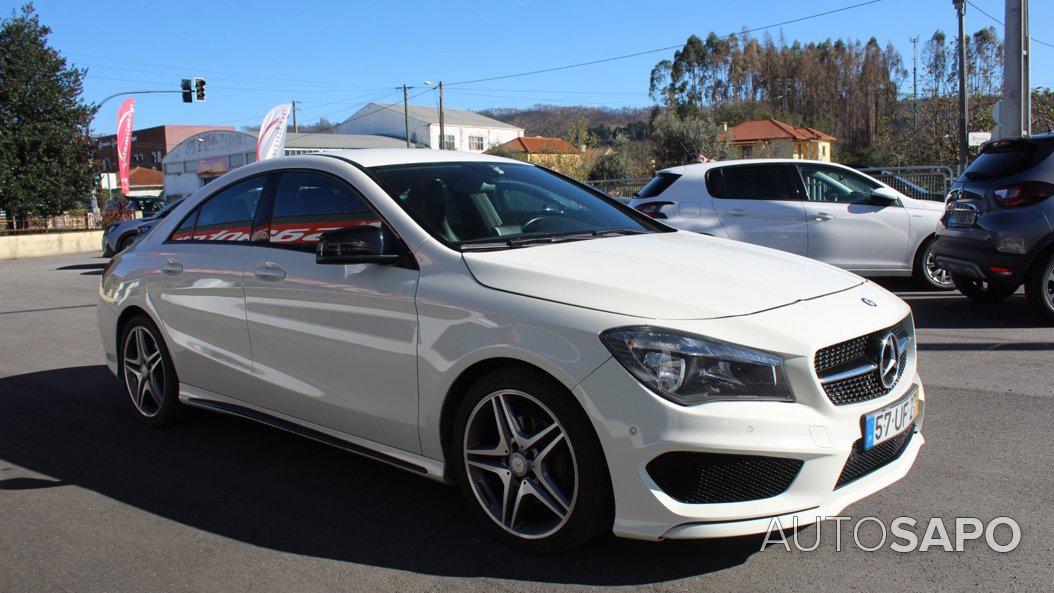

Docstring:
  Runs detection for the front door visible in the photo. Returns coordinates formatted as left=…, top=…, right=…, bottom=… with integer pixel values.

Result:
left=150, top=174, right=270, bottom=403
left=242, top=170, right=422, bottom=453
left=708, top=163, right=808, bottom=255
left=796, top=164, right=910, bottom=272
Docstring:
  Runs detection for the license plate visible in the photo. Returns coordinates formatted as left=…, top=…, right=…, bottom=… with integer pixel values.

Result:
left=947, top=210, right=977, bottom=229
left=864, top=388, right=918, bottom=449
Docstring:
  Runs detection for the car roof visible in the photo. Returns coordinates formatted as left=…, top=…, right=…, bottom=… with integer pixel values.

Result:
left=315, top=148, right=524, bottom=168
left=658, top=158, right=851, bottom=179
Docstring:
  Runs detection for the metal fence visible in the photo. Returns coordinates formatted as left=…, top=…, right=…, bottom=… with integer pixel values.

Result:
left=0, top=211, right=103, bottom=235
left=858, top=166, right=954, bottom=202
left=587, top=177, right=651, bottom=203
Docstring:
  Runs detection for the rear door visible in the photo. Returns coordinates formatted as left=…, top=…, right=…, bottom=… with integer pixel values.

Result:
left=242, top=170, right=422, bottom=453
left=150, top=174, right=272, bottom=403
left=708, top=163, right=808, bottom=255
left=796, top=164, right=910, bottom=272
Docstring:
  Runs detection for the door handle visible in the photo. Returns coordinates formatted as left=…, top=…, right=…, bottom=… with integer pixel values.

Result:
left=254, top=262, right=286, bottom=281
left=813, top=212, right=835, bottom=221
left=726, top=209, right=748, bottom=217
left=161, top=258, right=183, bottom=275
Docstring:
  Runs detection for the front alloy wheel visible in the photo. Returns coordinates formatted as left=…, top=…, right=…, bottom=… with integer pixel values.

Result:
left=463, top=390, right=577, bottom=539
left=453, top=368, right=611, bottom=553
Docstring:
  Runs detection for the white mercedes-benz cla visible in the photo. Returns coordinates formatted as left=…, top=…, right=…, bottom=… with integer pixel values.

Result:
left=98, top=149, right=924, bottom=552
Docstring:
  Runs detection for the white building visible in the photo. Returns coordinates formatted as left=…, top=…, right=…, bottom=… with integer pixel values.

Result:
left=334, top=103, right=523, bottom=152
left=161, top=130, right=406, bottom=199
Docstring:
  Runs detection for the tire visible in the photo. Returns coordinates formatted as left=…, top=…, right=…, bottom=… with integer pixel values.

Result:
left=451, top=367, right=612, bottom=553
left=913, top=238, right=955, bottom=290
left=1024, top=250, right=1054, bottom=324
left=117, top=234, right=135, bottom=253
left=118, top=315, right=183, bottom=427
left=102, top=244, right=114, bottom=258
left=952, top=273, right=1019, bottom=302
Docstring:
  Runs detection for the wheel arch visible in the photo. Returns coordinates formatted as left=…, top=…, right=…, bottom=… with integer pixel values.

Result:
left=911, top=232, right=937, bottom=272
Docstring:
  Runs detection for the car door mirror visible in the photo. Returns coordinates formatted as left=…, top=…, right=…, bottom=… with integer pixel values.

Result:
left=316, top=225, right=400, bottom=265
left=869, top=187, right=900, bottom=205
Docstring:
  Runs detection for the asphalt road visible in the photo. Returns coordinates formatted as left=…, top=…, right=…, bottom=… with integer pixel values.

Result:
left=0, top=253, right=1051, bottom=593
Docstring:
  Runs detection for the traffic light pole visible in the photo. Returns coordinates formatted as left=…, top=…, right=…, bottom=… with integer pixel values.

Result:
left=94, top=89, right=181, bottom=113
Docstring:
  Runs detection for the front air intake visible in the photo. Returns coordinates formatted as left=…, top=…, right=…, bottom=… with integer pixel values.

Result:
left=646, top=452, right=803, bottom=504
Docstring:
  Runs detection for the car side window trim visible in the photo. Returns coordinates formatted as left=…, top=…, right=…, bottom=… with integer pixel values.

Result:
left=165, top=173, right=277, bottom=245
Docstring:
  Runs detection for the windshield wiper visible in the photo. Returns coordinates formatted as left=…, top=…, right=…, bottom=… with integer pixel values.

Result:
left=459, top=228, right=646, bottom=251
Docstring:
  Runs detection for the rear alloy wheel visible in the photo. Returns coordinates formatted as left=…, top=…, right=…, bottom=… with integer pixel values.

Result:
left=913, top=239, right=955, bottom=290
left=119, top=316, right=182, bottom=427
left=1025, top=251, right=1054, bottom=324
left=952, top=274, right=1019, bottom=302
left=453, top=368, right=611, bottom=553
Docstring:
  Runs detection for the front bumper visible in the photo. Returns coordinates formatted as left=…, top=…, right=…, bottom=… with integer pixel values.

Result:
left=576, top=358, right=925, bottom=540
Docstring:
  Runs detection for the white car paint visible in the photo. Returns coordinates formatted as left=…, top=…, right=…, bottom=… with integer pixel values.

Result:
left=98, top=149, right=924, bottom=542
left=628, top=159, right=945, bottom=277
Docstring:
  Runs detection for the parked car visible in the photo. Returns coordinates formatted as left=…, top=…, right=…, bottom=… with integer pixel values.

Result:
left=627, top=160, right=952, bottom=289
left=98, top=150, right=924, bottom=552
left=102, top=198, right=183, bottom=257
left=932, top=133, right=1054, bottom=322
left=104, top=196, right=165, bottom=217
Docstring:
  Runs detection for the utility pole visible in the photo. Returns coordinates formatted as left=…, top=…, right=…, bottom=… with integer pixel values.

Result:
left=291, top=100, right=299, bottom=133
left=999, top=0, right=1031, bottom=139
left=910, top=36, right=919, bottom=128
left=402, top=85, right=411, bottom=148
left=438, top=81, right=446, bottom=150
left=953, top=0, right=969, bottom=170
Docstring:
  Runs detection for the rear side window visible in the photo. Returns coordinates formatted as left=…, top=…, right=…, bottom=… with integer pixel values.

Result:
left=265, top=171, right=380, bottom=249
left=168, top=176, right=265, bottom=243
left=966, top=140, right=1054, bottom=180
left=707, top=164, right=802, bottom=200
left=635, top=173, right=681, bottom=198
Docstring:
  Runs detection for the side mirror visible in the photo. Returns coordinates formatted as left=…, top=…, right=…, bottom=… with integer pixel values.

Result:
left=316, top=224, right=401, bottom=265
left=870, top=187, right=900, bottom=205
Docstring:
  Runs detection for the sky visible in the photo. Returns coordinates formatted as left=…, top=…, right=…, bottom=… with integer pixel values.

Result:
left=8, top=0, right=1054, bottom=135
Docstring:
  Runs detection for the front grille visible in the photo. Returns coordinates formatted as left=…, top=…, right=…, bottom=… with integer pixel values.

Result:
left=646, top=452, right=803, bottom=504
left=836, top=426, right=915, bottom=488
left=814, top=317, right=912, bottom=406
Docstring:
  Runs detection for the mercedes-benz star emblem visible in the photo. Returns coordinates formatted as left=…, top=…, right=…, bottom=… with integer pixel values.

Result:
left=878, top=332, right=901, bottom=389
left=862, top=298, right=878, bottom=307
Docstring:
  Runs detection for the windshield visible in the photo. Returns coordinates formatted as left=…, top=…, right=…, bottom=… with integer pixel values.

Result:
left=150, top=198, right=183, bottom=219
left=368, top=162, right=661, bottom=249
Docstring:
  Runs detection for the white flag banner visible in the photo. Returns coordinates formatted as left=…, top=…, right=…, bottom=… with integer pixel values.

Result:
left=257, top=102, right=292, bottom=161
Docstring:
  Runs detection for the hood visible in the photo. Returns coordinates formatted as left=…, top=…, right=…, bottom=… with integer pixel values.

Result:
left=462, top=231, right=864, bottom=319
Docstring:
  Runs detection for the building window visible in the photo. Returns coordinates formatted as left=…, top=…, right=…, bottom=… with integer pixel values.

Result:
left=133, top=153, right=144, bottom=163
left=151, top=150, right=162, bottom=163
left=244, top=152, right=256, bottom=164
left=229, top=153, right=244, bottom=169
left=183, top=161, right=195, bottom=173
left=441, top=134, right=456, bottom=150
left=468, top=135, right=485, bottom=151
left=163, top=163, right=180, bottom=174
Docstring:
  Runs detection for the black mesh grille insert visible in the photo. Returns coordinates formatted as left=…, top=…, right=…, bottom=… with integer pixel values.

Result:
left=815, top=317, right=911, bottom=406
left=836, top=426, right=915, bottom=488
left=646, top=452, right=804, bottom=504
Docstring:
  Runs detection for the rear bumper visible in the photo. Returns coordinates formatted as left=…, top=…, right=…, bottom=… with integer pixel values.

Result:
left=932, top=235, right=1029, bottom=285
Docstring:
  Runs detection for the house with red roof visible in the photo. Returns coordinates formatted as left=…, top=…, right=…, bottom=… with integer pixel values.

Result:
left=728, top=118, right=836, bottom=161
left=487, top=136, right=583, bottom=168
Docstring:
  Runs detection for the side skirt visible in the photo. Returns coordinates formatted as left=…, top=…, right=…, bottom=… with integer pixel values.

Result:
left=179, top=387, right=447, bottom=481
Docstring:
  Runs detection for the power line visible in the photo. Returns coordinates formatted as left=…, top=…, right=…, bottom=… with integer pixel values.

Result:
left=447, top=0, right=886, bottom=86
left=966, top=0, right=1053, bottom=49
left=279, top=88, right=433, bottom=144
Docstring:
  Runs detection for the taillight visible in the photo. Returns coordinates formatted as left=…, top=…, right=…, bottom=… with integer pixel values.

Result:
left=634, top=201, right=673, bottom=219
left=992, top=182, right=1054, bottom=208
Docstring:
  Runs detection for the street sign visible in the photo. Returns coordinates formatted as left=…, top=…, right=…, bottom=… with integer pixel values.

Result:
left=968, top=132, right=991, bottom=147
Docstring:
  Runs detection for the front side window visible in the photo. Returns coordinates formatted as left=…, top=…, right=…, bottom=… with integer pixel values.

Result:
left=707, top=164, right=802, bottom=201
left=263, top=171, right=380, bottom=249
left=169, top=176, right=265, bottom=242
left=368, top=161, right=660, bottom=249
left=797, top=165, right=880, bottom=204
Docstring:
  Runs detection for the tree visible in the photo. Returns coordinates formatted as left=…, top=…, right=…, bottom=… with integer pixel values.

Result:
left=0, top=3, right=97, bottom=229
left=651, top=111, right=733, bottom=168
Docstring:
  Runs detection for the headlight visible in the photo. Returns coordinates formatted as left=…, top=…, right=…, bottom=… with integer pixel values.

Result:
left=600, top=327, right=793, bottom=405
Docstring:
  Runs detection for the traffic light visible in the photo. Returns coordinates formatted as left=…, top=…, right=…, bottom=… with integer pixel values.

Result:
left=181, top=79, right=192, bottom=103
left=194, top=77, right=206, bottom=102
